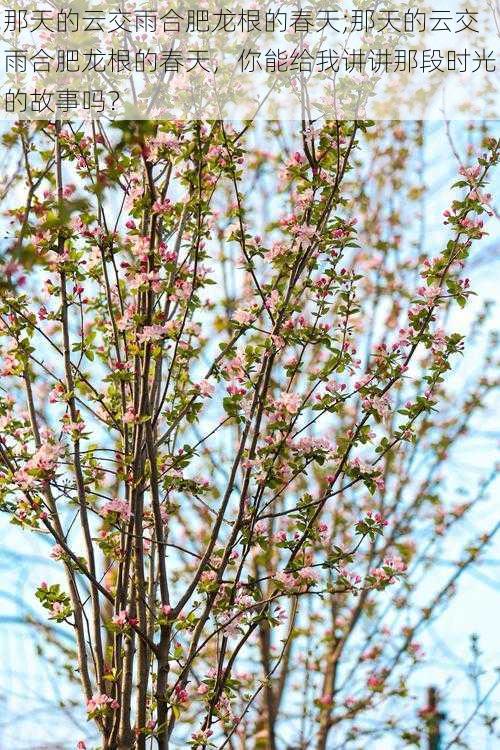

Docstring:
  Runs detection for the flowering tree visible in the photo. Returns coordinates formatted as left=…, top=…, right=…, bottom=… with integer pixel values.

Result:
left=0, top=119, right=498, bottom=750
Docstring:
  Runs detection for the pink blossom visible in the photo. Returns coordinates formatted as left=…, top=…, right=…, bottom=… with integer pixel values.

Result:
left=367, top=673, right=385, bottom=690
left=49, top=544, right=64, bottom=560
left=159, top=244, right=177, bottom=263
left=265, top=289, right=280, bottom=313
left=100, top=498, right=131, bottom=521
left=49, top=383, right=65, bottom=403
left=297, top=567, right=320, bottom=583
left=339, top=567, right=362, bottom=586
left=197, top=379, right=215, bottom=397
left=266, top=240, right=289, bottom=261
left=275, top=391, right=301, bottom=415
left=233, top=308, right=254, bottom=325
left=223, top=356, right=244, bottom=380
left=123, top=407, right=137, bottom=424
left=169, top=279, right=193, bottom=302
left=417, top=285, right=442, bottom=302
left=174, top=685, right=189, bottom=704
left=86, top=693, right=119, bottom=715
left=51, top=602, right=64, bottom=616
left=0, top=352, right=20, bottom=376
left=409, top=641, right=425, bottom=659
left=469, top=189, right=493, bottom=213
left=253, top=520, right=267, bottom=536
left=62, top=419, right=86, bottom=435
left=275, top=571, right=297, bottom=589
left=318, top=693, right=332, bottom=706
left=152, top=199, right=172, bottom=214
left=112, top=610, right=130, bottom=627
left=383, top=555, right=407, bottom=574
left=13, top=441, right=63, bottom=488
left=137, top=324, right=169, bottom=344
left=227, top=383, right=246, bottom=397
left=366, top=511, right=388, bottom=528
left=458, top=164, right=481, bottom=183
left=292, top=224, right=316, bottom=243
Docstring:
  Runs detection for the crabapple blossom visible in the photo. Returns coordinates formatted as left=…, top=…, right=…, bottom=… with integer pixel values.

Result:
left=0, top=119, right=497, bottom=750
